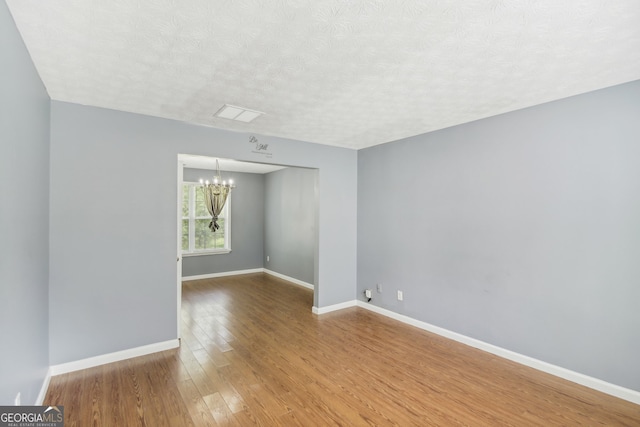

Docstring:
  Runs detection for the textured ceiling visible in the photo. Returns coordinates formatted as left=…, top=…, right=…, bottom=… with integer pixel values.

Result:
left=6, top=1, right=640, bottom=149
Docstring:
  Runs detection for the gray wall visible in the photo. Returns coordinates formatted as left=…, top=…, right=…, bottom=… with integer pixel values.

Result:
left=0, top=2, right=51, bottom=405
left=358, top=80, right=640, bottom=391
left=264, top=168, right=318, bottom=285
left=182, top=168, right=265, bottom=276
left=49, top=101, right=357, bottom=364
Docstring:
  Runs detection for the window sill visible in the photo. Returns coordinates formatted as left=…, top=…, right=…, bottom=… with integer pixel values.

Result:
left=182, top=249, right=231, bottom=257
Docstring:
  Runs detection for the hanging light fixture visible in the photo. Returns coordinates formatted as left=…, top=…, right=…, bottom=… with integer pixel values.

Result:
left=199, top=159, right=235, bottom=232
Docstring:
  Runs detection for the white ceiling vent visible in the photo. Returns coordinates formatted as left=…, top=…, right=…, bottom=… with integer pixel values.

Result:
left=214, top=104, right=264, bottom=123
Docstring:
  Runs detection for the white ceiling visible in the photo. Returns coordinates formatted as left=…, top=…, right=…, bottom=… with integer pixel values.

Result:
left=6, top=1, right=640, bottom=150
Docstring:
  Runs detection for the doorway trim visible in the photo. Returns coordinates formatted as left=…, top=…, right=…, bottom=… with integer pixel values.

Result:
left=176, top=159, right=184, bottom=339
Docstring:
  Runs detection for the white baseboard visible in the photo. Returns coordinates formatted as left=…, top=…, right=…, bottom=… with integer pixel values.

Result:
left=314, top=299, right=640, bottom=405
left=263, top=269, right=314, bottom=290
left=312, top=300, right=356, bottom=314
left=35, top=367, right=52, bottom=405
left=182, top=268, right=315, bottom=291
left=50, top=339, right=179, bottom=376
left=182, top=268, right=264, bottom=281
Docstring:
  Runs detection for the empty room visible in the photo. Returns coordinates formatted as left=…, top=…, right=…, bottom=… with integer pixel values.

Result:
left=2, top=1, right=639, bottom=425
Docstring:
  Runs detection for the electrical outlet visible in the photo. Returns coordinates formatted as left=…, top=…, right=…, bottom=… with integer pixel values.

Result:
left=365, top=289, right=372, bottom=299
left=376, top=283, right=382, bottom=293
left=397, top=290, right=403, bottom=301
left=266, top=256, right=269, bottom=262
left=14, top=392, right=21, bottom=406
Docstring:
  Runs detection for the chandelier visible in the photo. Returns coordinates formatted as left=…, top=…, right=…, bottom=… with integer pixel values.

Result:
left=199, top=159, right=235, bottom=232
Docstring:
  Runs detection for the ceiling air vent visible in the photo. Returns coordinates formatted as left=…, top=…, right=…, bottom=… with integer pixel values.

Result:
left=214, top=104, right=264, bottom=123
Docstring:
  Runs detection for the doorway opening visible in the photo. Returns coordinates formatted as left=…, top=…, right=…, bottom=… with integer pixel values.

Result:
left=176, top=154, right=319, bottom=338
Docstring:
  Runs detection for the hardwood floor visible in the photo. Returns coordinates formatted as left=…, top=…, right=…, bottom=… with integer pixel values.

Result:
left=45, top=273, right=639, bottom=426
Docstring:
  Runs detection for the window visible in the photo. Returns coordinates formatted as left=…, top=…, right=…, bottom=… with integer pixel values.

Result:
left=182, top=182, right=230, bottom=255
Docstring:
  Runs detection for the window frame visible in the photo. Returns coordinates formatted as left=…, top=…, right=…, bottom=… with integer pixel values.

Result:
left=181, top=181, right=231, bottom=256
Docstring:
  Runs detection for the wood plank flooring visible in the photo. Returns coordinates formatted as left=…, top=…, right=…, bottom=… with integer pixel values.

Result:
left=45, top=273, right=640, bottom=425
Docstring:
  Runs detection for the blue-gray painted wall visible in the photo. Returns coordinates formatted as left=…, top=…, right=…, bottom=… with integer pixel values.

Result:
left=358, top=80, right=640, bottom=391
left=182, top=168, right=265, bottom=276
left=49, top=101, right=357, bottom=365
left=182, top=166, right=317, bottom=286
left=0, top=2, right=51, bottom=405
left=264, top=167, right=318, bottom=285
